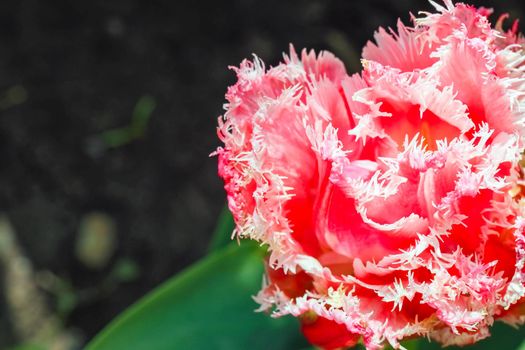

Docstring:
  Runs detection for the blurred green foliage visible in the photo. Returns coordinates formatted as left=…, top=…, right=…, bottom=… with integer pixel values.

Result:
left=100, top=95, right=156, bottom=148
left=0, top=85, right=27, bottom=110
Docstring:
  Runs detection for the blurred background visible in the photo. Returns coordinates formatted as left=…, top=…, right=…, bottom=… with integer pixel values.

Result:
left=0, top=0, right=524, bottom=349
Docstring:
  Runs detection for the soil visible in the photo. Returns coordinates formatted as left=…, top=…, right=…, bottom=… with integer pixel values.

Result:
left=0, top=0, right=523, bottom=347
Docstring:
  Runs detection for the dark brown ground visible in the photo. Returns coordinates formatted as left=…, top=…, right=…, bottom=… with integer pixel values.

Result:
left=0, top=0, right=523, bottom=348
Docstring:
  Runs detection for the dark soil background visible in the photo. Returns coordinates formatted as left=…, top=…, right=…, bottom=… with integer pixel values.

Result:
left=0, top=0, right=523, bottom=348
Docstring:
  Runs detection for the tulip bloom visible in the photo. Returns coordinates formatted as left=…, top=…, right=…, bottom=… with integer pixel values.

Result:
left=215, top=1, right=525, bottom=349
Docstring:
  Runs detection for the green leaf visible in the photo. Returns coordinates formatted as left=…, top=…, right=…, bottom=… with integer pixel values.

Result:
left=518, top=337, right=525, bottom=350
left=351, top=323, right=525, bottom=350
left=399, top=338, right=421, bottom=350
left=418, top=322, right=525, bottom=350
left=208, top=205, right=235, bottom=252
left=85, top=242, right=308, bottom=350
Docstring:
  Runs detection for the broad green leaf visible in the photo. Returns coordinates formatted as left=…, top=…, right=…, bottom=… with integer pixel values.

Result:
left=85, top=242, right=308, bottom=350
left=208, top=205, right=235, bottom=252
left=350, top=323, right=524, bottom=350
left=418, top=322, right=525, bottom=350
left=399, top=338, right=421, bottom=350
left=518, top=337, right=525, bottom=350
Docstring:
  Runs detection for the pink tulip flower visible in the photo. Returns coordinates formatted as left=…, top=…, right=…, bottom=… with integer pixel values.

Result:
left=215, top=1, right=525, bottom=348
